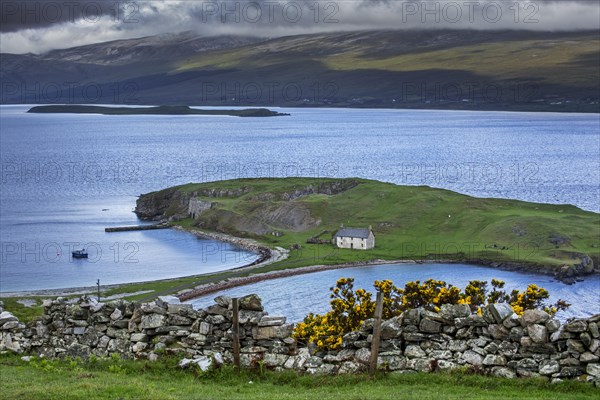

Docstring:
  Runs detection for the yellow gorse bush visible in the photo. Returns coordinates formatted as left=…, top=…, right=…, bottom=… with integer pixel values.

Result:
left=293, top=277, right=570, bottom=351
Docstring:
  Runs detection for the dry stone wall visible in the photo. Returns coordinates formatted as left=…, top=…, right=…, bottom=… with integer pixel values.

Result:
left=1, top=297, right=599, bottom=383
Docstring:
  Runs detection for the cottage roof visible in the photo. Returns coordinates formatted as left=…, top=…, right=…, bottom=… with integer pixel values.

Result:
left=334, top=227, right=371, bottom=239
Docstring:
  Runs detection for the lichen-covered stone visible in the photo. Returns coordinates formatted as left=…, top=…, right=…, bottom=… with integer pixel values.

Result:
left=488, top=324, right=510, bottom=340
left=491, top=366, right=516, bottom=379
left=564, top=320, right=587, bottom=333
left=527, top=324, right=548, bottom=344
left=587, top=363, right=600, bottom=377
left=380, top=317, right=402, bottom=339
left=0, top=293, right=597, bottom=381
left=488, top=303, right=515, bottom=324
left=0, top=311, right=18, bottom=326
left=214, top=295, right=232, bottom=309
left=355, top=348, right=371, bottom=365
left=580, top=352, right=598, bottom=363
left=483, top=354, right=507, bottom=366
left=545, top=318, right=561, bottom=333
left=139, top=314, right=167, bottom=329
left=258, top=316, right=287, bottom=327
left=439, top=304, right=471, bottom=320
left=378, top=354, right=407, bottom=370
left=521, top=310, right=549, bottom=326
left=420, top=318, right=441, bottom=333
left=405, top=345, right=426, bottom=359
left=239, top=294, right=263, bottom=311
left=156, top=296, right=180, bottom=308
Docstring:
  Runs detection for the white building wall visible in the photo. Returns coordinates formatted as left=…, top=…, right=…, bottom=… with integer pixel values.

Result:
left=336, top=234, right=375, bottom=250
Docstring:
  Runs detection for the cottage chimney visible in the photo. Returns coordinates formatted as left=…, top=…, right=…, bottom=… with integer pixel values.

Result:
left=340, top=223, right=344, bottom=229
left=368, top=225, right=372, bottom=231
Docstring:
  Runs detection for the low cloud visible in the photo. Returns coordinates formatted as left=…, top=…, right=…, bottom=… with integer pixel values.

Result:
left=1, top=0, right=599, bottom=54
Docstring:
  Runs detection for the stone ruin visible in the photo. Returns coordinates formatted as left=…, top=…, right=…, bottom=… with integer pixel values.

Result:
left=0, top=296, right=599, bottom=384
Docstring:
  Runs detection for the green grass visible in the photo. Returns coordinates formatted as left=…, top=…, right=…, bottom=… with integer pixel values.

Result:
left=0, top=298, right=44, bottom=323
left=174, top=33, right=599, bottom=88
left=0, top=354, right=597, bottom=400
left=162, top=178, right=599, bottom=274
left=323, top=38, right=600, bottom=87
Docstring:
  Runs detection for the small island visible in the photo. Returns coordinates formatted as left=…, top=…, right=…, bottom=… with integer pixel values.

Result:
left=27, top=105, right=290, bottom=117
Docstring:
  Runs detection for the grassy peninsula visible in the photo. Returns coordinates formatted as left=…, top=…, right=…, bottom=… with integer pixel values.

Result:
left=27, top=105, right=289, bottom=117
left=3, top=177, right=597, bottom=311
left=137, top=178, right=599, bottom=281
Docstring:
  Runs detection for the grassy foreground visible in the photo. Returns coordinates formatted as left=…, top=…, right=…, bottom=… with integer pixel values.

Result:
left=0, top=354, right=597, bottom=400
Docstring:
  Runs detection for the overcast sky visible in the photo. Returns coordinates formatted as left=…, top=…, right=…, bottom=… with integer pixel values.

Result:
left=1, top=0, right=599, bottom=54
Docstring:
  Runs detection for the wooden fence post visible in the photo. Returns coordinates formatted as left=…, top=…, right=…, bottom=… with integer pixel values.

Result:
left=369, top=290, right=383, bottom=377
left=232, top=298, right=241, bottom=372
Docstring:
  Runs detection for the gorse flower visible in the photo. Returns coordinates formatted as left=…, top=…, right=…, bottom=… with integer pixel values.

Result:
left=293, top=277, right=570, bottom=351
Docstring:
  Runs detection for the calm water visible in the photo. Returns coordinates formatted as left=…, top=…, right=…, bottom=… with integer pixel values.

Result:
left=1, top=105, right=599, bottom=294
left=187, top=263, right=600, bottom=322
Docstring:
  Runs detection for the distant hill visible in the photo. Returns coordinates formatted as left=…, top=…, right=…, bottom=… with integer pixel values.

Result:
left=2, top=30, right=598, bottom=112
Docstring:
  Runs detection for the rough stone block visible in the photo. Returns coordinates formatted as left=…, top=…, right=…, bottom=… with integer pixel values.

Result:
left=538, top=359, right=560, bottom=375
left=483, top=354, right=507, bottom=366
left=566, top=339, right=585, bottom=353
left=587, top=363, right=600, bottom=377
left=521, top=310, right=549, bottom=326
left=355, top=347, right=371, bottom=365
left=214, top=295, right=232, bottom=309
left=199, top=321, right=211, bottom=335
left=488, top=303, right=515, bottom=324
left=419, top=318, right=441, bottom=333
left=491, top=366, right=516, bottom=379
left=0, top=311, right=18, bottom=326
left=263, top=353, right=288, bottom=367
left=528, top=324, right=548, bottom=344
left=130, top=333, right=148, bottom=342
left=380, top=317, right=402, bottom=339
left=167, top=303, right=193, bottom=314
left=564, top=320, right=587, bottom=333
left=72, top=327, right=86, bottom=335
left=258, top=316, right=287, bottom=327
left=139, top=314, right=167, bottom=330
left=239, top=294, right=263, bottom=311
left=404, top=345, right=426, bottom=359
left=488, top=324, right=510, bottom=340
left=580, top=352, right=599, bottom=363
left=110, top=308, right=122, bottom=321
left=156, top=296, right=180, bottom=308
left=238, top=310, right=264, bottom=324
left=439, top=304, right=471, bottom=320
left=545, top=318, right=561, bottom=333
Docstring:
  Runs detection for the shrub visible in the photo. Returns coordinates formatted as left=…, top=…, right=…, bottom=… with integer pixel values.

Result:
left=293, top=278, right=570, bottom=351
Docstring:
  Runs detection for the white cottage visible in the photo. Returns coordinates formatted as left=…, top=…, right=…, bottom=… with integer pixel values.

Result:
left=333, top=226, right=375, bottom=250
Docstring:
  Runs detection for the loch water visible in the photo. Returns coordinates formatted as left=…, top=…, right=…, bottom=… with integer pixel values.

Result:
left=1, top=106, right=598, bottom=311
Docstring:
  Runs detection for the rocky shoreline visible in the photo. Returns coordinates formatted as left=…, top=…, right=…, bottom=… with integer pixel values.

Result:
left=470, top=256, right=597, bottom=285
left=171, top=226, right=287, bottom=270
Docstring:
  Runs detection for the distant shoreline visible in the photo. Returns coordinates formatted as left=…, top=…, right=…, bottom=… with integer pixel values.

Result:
left=26, top=105, right=290, bottom=117
left=13, top=103, right=600, bottom=115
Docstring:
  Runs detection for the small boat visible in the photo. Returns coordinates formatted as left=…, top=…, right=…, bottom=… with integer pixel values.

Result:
left=72, top=249, right=88, bottom=258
